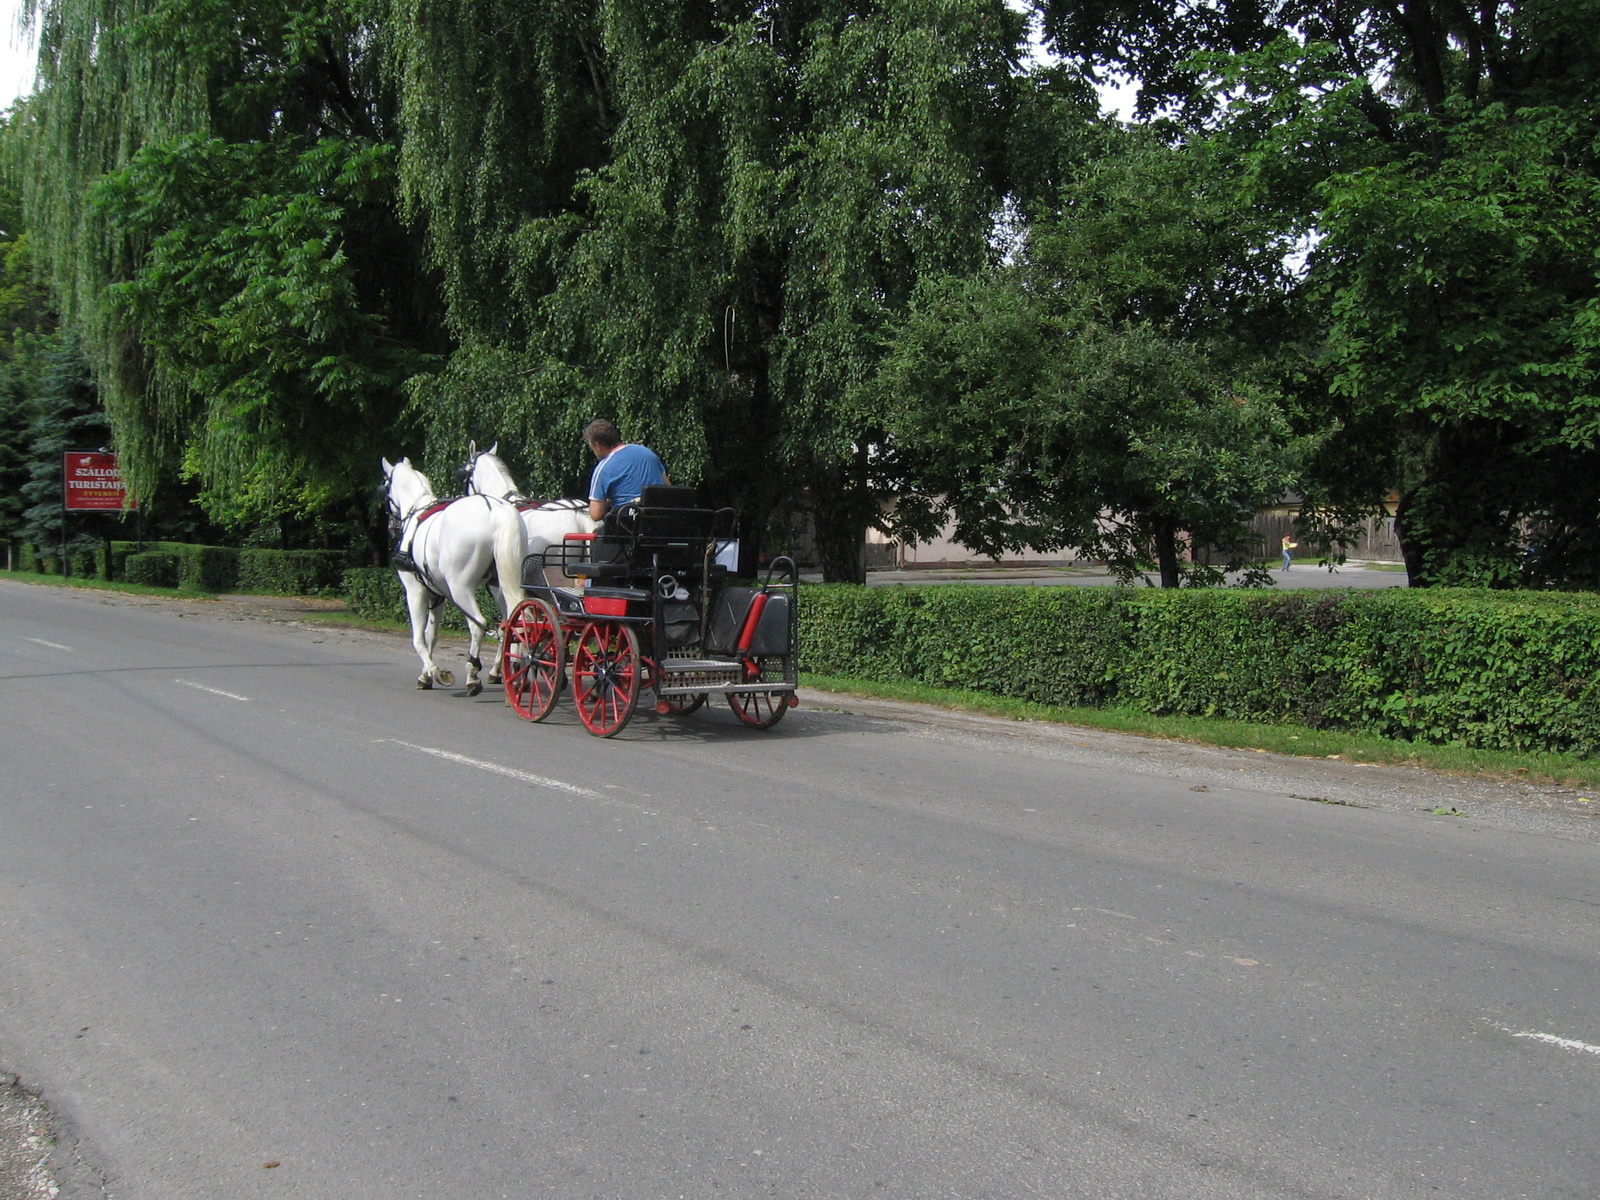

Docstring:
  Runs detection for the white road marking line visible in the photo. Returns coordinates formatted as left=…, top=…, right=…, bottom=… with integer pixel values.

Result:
left=174, top=679, right=251, bottom=702
left=1495, top=1025, right=1600, bottom=1056
left=25, top=637, right=72, bottom=651
left=389, top=740, right=605, bottom=798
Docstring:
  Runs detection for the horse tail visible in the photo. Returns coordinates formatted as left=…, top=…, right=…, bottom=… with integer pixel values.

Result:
left=490, top=499, right=527, bottom=609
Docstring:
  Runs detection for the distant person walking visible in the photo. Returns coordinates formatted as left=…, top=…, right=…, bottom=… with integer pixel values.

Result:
left=1281, top=535, right=1298, bottom=572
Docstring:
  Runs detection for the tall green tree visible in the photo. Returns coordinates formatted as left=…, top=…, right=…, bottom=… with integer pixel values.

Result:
left=1032, top=0, right=1600, bottom=587
left=0, top=163, right=59, bottom=556
left=879, top=127, right=1311, bottom=585
left=19, top=333, right=108, bottom=557
left=401, top=0, right=1026, bottom=581
left=18, top=0, right=439, bottom=548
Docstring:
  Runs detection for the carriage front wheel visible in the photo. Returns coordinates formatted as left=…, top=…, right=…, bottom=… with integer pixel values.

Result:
left=501, top=598, right=565, bottom=721
left=572, top=621, right=641, bottom=737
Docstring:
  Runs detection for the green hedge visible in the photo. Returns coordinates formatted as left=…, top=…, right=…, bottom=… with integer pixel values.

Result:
left=798, top=585, right=1600, bottom=755
left=99, top=541, right=236, bottom=589
left=124, top=550, right=180, bottom=588
left=342, top=566, right=498, bottom=631
left=96, top=542, right=344, bottom=593
left=238, top=548, right=344, bottom=595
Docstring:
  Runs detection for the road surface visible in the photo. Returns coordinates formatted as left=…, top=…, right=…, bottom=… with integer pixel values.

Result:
left=1, top=579, right=1595, bottom=1199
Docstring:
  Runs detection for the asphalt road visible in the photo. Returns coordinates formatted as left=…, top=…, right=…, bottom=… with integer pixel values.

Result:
left=1, top=579, right=1596, bottom=1200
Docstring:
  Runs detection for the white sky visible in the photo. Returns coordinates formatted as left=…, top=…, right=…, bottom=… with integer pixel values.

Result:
left=0, top=0, right=35, bottom=110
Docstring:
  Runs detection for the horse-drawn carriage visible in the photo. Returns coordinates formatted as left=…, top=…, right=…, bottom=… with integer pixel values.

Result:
left=498, top=485, right=799, bottom=737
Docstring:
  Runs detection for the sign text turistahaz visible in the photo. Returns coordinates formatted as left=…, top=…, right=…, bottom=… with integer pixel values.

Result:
left=62, top=452, right=135, bottom=511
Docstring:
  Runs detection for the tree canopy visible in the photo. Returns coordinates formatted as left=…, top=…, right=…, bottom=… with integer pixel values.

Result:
left=8, top=0, right=1597, bottom=586
left=1036, top=0, right=1600, bottom=586
left=17, top=0, right=435, bottom=547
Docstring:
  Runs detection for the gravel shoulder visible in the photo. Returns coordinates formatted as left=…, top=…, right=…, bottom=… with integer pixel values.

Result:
left=0, top=1076, right=57, bottom=1200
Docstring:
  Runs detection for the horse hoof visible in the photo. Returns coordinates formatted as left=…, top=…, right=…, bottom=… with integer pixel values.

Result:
left=487, top=671, right=502, bottom=685
left=435, top=669, right=456, bottom=687
left=416, top=676, right=433, bottom=690
left=465, top=680, right=483, bottom=697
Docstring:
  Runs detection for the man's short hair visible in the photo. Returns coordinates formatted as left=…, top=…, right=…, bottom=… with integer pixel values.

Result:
left=583, top=419, right=621, bottom=450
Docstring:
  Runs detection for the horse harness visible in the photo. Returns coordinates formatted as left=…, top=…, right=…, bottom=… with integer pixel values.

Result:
left=388, top=492, right=498, bottom=618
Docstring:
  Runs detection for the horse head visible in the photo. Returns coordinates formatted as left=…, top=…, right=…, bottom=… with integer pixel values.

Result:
left=463, top=442, right=520, bottom=502
left=381, top=456, right=437, bottom=521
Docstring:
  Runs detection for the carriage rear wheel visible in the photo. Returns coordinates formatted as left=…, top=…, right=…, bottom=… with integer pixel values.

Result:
left=659, top=692, right=707, bottom=716
left=501, top=598, right=564, bottom=721
left=572, top=621, right=641, bottom=737
left=727, top=689, right=789, bottom=729
left=728, top=657, right=790, bottom=729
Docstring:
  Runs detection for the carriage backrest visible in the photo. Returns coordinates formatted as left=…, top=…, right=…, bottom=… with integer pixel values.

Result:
left=628, top=488, right=722, bottom=553
left=639, top=485, right=700, bottom=508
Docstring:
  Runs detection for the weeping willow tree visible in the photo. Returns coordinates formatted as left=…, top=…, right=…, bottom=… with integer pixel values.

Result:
left=16, top=0, right=438, bottom=538
left=397, top=0, right=1025, bottom=580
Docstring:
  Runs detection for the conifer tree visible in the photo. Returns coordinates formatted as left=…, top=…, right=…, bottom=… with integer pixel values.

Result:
left=20, top=334, right=107, bottom=561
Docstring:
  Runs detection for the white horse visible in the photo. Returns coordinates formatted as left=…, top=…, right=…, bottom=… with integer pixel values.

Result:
left=460, top=441, right=597, bottom=564
left=381, top=457, right=527, bottom=695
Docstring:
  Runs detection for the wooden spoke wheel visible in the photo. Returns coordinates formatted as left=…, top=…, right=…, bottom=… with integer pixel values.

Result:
left=500, top=598, right=564, bottom=721
left=572, top=621, right=641, bottom=737
left=727, top=688, right=789, bottom=729
left=727, top=658, right=790, bottom=729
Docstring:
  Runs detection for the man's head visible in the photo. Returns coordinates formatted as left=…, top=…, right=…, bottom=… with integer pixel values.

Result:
left=584, top=419, right=622, bottom=456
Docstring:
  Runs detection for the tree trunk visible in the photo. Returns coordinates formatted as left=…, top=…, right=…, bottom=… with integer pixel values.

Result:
left=814, top=499, right=865, bottom=584
left=1154, top=519, right=1182, bottom=588
left=1394, top=486, right=1428, bottom=588
left=809, top=447, right=875, bottom=585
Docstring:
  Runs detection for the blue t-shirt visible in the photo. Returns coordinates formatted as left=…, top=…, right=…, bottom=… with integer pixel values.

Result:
left=589, top=443, right=667, bottom=508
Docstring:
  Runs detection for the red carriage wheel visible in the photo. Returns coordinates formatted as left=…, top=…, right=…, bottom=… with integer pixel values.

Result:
left=572, top=621, right=641, bottom=737
left=727, top=688, right=789, bottom=729
left=658, top=692, right=707, bottom=716
left=500, top=598, right=565, bottom=721
left=727, top=655, right=790, bottom=729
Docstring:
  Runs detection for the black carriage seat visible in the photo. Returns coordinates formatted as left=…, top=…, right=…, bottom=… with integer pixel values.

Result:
left=625, top=488, right=725, bottom=565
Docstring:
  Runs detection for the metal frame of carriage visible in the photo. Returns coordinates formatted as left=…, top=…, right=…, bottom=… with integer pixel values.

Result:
left=497, top=485, right=799, bottom=737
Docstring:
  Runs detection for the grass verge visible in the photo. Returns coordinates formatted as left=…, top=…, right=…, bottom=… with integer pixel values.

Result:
left=801, top=672, right=1600, bottom=789
left=0, top=567, right=213, bottom=600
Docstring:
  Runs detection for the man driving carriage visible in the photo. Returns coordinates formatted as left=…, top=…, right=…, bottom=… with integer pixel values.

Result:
left=584, top=419, right=670, bottom=525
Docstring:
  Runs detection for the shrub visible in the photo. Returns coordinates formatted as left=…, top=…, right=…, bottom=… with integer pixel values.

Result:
left=341, top=566, right=498, bottom=631
left=798, top=585, right=1600, bottom=756
left=178, top=545, right=239, bottom=591
left=124, top=551, right=180, bottom=588
left=343, top=567, right=408, bottom=623
left=237, top=549, right=345, bottom=595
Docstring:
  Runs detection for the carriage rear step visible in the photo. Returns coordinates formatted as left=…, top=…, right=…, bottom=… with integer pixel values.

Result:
left=658, top=682, right=797, bottom=698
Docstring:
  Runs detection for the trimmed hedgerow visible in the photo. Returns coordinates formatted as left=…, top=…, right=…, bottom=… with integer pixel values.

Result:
left=123, top=551, right=180, bottom=588
left=343, top=567, right=408, bottom=623
left=237, top=549, right=345, bottom=595
left=341, top=566, right=497, bottom=631
left=101, top=542, right=342, bottom=593
left=797, top=585, right=1600, bottom=756
left=101, top=541, right=239, bottom=590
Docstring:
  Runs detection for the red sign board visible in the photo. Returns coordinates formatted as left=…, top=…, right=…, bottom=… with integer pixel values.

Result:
left=62, top=452, right=135, bottom=511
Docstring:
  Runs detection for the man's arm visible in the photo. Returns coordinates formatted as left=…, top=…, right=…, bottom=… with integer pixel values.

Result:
left=589, top=498, right=609, bottom=523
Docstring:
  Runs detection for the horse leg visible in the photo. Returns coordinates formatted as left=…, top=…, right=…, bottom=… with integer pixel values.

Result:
left=486, top=583, right=506, bottom=684
left=425, top=597, right=455, bottom=687
left=402, top=575, right=450, bottom=689
left=447, top=582, right=493, bottom=697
